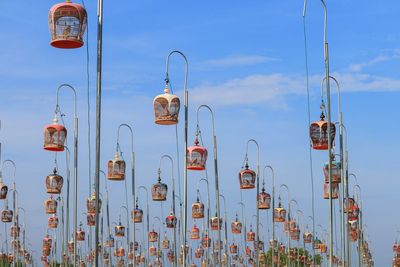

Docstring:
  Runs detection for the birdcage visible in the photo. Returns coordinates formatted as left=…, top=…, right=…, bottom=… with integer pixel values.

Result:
left=187, top=137, right=207, bottom=171
left=106, top=236, right=114, bottom=248
left=149, top=229, right=158, bottom=242
left=258, top=188, right=271, bottom=210
left=162, top=236, right=170, bottom=250
left=273, top=199, right=286, bottom=223
left=0, top=182, right=8, bottom=200
left=48, top=0, right=87, bottom=49
left=48, top=215, right=59, bottom=228
left=210, top=215, right=222, bottom=231
left=76, top=227, right=85, bottom=241
left=153, top=84, right=180, bottom=125
left=1, top=209, right=13, bottom=223
left=247, top=227, right=255, bottom=242
left=44, top=115, right=67, bottom=151
left=46, top=168, right=64, bottom=194
left=303, top=232, right=313, bottom=244
left=115, top=222, right=125, bottom=237
left=202, top=234, right=211, bottom=248
left=231, top=215, right=242, bottom=234
left=151, top=176, right=168, bottom=201
left=239, top=163, right=256, bottom=189
left=133, top=204, right=143, bottom=223
left=149, top=245, right=157, bottom=256
left=310, top=112, right=336, bottom=150
left=87, top=213, right=95, bottom=226
left=192, top=198, right=205, bottom=219
left=10, top=225, right=20, bottom=238
left=190, top=225, right=200, bottom=240
left=323, top=182, right=339, bottom=199
left=87, top=191, right=101, bottom=215
left=323, top=159, right=341, bottom=183
left=195, top=247, right=203, bottom=259
left=107, top=152, right=126, bottom=181
left=166, top=212, right=177, bottom=228
left=45, top=196, right=58, bottom=214
left=167, top=250, right=175, bottom=262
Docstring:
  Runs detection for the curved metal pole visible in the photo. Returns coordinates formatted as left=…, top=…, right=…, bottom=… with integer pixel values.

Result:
left=116, top=123, right=135, bottom=266
left=238, top=201, right=247, bottom=261
left=263, top=165, right=275, bottom=267
left=245, top=139, right=260, bottom=267
left=196, top=178, right=210, bottom=265
left=280, top=184, right=290, bottom=267
left=99, top=170, right=112, bottom=267
left=196, top=104, right=222, bottom=266
left=56, top=84, right=79, bottom=267
left=165, top=50, right=189, bottom=267
left=159, top=154, right=177, bottom=267
left=120, top=205, right=130, bottom=261
left=138, top=186, right=150, bottom=265
left=219, top=194, right=228, bottom=266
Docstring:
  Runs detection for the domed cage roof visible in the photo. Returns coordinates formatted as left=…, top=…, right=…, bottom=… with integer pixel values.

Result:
left=46, top=168, right=64, bottom=194
left=229, top=243, right=238, bottom=254
left=107, top=152, right=126, bottom=181
left=187, top=136, right=208, bottom=171
left=45, top=196, right=58, bottom=214
left=323, top=182, right=339, bottom=199
left=48, top=0, right=87, bottom=49
left=239, top=163, right=256, bottom=190
left=246, top=227, right=255, bottom=241
left=44, top=115, right=67, bottom=152
left=303, top=232, right=313, bottom=244
left=310, top=112, right=336, bottom=150
left=153, top=85, right=180, bottom=125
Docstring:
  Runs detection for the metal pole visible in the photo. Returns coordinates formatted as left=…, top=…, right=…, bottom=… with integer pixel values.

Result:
left=63, top=146, right=72, bottom=267
left=165, top=50, right=189, bottom=267
left=56, top=84, right=78, bottom=267
left=219, top=194, right=228, bottom=266
left=197, top=178, right=210, bottom=266
left=139, top=186, right=150, bottom=266
left=263, top=165, right=275, bottom=267
left=99, top=171, right=111, bottom=267
left=245, top=139, right=260, bottom=267
left=238, top=202, right=246, bottom=263
left=94, top=0, right=104, bottom=265
left=116, top=124, right=136, bottom=266
left=159, top=155, right=177, bottom=267
left=280, top=184, right=290, bottom=267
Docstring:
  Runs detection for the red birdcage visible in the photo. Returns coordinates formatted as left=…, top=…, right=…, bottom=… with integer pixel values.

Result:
left=245, top=246, right=252, bottom=257
left=195, top=247, right=203, bottom=259
left=151, top=175, right=168, bottom=201
left=190, top=225, right=200, bottom=240
left=187, top=136, right=207, bottom=171
left=46, top=168, right=64, bottom=194
left=43, top=115, right=67, bottom=151
left=115, top=222, right=125, bottom=237
left=45, top=196, right=58, bottom=214
left=348, top=204, right=360, bottom=221
left=149, top=229, right=158, bottom=242
left=116, top=247, right=125, bottom=257
left=166, top=212, right=177, bottom=228
left=48, top=0, right=87, bottom=49
left=0, top=181, right=8, bottom=200
left=43, top=235, right=52, bottom=251
left=48, top=214, right=59, bottom=228
left=153, top=84, right=180, bottom=125
left=107, top=152, right=126, bottom=181
left=310, top=112, right=336, bottom=150
left=323, top=182, right=339, bottom=199
left=149, top=245, right=157, bottom=256
left=239, top=162, right=256, bottom=189
left=231, top=214, right=242, bottom=234
left=1, top=208, right=13, bottom=223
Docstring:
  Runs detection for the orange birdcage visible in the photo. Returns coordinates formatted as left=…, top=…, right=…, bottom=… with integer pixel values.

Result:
left=115, top=222, right=125, bottom=237
left=210, top=215, right=222, bottom=231
left=231, top=214, right=242, bottom=234
left=192, top=196, right=205, bottom=219
left=1, top=208, right=13, bottom=223
left=44, top=115, right=67, bottom=151
left=273, top=197, right=286, bottom=223
left=310, top=111, right=336, bottom=150
left=0, top=181, right=8, bottom=200
left=239, top=162, right=256, bottom=189
left=187, top=134, right=207, bottom=171
left=151, top=175, right=168, bottom=201
left=45, top=196, right=58, bottom=214
left=46, top=168, right=64, bottom=194
left=190, top=225, right=200, bottom=240
left=48, top=214, right=59, bottom=228
left=107, top=152, right=126, bottom=181
left=323, top=182, right=339, bottom=199
left=133, top=199, right=143, bottom=223
left=149, top=229, right=158, bottom=242
left=247, top=226, right=255, bottom=242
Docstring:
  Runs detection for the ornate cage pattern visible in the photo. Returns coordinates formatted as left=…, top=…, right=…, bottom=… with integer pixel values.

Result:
left=153, top=86, right=180, bottom=125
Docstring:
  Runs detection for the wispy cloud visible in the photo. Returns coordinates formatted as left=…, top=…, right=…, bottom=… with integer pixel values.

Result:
left=348, top=51, right=400, bottom=72
left=201, top=55, right=276, bottom=68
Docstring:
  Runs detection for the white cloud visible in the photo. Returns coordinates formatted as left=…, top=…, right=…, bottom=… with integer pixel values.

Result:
left=348, top=51, right=400, bottom=72
left=202, top=55, right=276, bottom=68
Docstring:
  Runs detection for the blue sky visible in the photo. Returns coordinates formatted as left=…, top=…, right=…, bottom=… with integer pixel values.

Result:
left=0, top=0, right=399, bottom=265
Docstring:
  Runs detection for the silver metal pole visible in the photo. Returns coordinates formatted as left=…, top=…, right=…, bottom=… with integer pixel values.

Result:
left=280, top=184, right=290, bottom=267
left=94, top=0, right=104, bottom=265
left=263, top=165, right=275, bottom=267
left=159, top=155, right=177, bottom=267
left=197, top=178, right=210, bottom=266
left=219, top=194, right=228, bottom=266
left=139, top=186, right=150, bottom=266
left=116, top=124, right=135, bottom=266
left=165, top=50, right=189, bottom=267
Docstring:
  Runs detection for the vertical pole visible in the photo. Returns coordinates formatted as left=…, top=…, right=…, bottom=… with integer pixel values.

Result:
left=94, top=0, right=104, bottom=266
